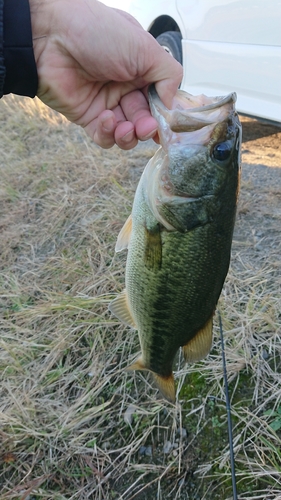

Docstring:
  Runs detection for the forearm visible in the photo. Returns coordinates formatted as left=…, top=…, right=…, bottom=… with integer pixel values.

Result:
left=0, top=0, right=38, bottom=98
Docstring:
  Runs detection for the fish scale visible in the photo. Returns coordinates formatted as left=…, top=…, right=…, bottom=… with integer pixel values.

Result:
left=127, top=225, right=226, bottom=364
left=109, top=85, right=241, bottom=402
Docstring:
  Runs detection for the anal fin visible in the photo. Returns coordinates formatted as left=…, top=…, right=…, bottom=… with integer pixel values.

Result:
left=127, top=356, right=146, bottom=372
left=109, top=290, right=136, bottom=328
left=182, top=316, right=213, bottom=363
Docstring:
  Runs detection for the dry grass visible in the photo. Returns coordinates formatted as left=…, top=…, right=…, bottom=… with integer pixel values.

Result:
left=0, top=95, right=281, bottom=500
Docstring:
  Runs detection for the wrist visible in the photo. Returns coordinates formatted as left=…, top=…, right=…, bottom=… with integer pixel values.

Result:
left=29, top=0, right=54, bottom=64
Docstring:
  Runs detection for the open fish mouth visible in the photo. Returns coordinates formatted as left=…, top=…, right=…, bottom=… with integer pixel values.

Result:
left=170, top=90, right=237, bottom=113
left=148, top=85, right=237, bottom=148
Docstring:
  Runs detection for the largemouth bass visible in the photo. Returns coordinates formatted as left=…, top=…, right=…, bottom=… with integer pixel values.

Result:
left=110, top=85, right=241, bottom=402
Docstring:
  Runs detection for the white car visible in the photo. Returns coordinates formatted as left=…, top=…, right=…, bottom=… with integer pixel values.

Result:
left=129, top=0, right=281, bottom=123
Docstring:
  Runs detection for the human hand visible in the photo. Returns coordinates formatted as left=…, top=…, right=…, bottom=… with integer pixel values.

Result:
left=30, top=0, right=183, bottom=149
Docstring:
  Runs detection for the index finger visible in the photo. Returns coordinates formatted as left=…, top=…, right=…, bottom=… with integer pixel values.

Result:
left=119, top=90, right=159, bottom=140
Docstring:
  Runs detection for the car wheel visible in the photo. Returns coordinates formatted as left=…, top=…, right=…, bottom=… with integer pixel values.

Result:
left=156, top=31, right=183, bottom=64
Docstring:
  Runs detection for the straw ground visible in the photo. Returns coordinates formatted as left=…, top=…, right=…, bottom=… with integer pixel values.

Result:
left=0, top=95, right=281, bottom=499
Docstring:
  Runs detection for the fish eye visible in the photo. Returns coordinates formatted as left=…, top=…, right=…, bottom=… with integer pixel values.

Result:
left=213, top=142, right=232, bottom=162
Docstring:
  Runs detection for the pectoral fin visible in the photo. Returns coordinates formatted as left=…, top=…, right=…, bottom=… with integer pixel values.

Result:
left=182, top=316, right=213, bottom=363
left=115, top=214, right=132, bottom=252
left=144, top=224, right=162, bottom=270
left=108, top=290, right=136, bottom=328
left=127, top=356, right=176, bottom=403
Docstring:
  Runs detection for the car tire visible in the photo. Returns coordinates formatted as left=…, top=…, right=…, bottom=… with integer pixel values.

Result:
left=156, top=31, right=183, bottom=64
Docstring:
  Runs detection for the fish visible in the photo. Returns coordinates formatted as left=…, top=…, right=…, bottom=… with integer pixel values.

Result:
left=109, top=85, right=242, bottom=403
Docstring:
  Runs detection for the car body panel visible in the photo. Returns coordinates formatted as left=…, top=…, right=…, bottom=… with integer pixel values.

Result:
left=176, top=0, right=281, bottom=46
left=129, top=0, right=183, bottom=32
left=129, top=0, right=281, bottom=123
left=181, top=41, right=281, bottom=122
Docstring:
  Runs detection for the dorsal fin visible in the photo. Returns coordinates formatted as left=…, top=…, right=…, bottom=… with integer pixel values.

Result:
left=182, top=316, right=213, bottom=362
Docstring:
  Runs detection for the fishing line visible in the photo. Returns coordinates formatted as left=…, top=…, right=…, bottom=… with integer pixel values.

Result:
left=218, top=311, right=238, bottom=500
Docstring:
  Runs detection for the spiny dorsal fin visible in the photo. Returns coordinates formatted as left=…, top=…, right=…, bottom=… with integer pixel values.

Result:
left=182, top=316, right=213, bottom=363
left=108, top=290, right=136, bottom=328
left=115, top=214, right=132, bottom=252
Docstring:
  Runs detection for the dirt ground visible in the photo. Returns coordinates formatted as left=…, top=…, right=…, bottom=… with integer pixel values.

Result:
left=234, top=116, right=281, bottom=274
left=0, top=94, right=281, bottom=500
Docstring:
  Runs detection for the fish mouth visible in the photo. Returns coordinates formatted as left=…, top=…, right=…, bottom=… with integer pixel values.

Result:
left=149, top=84, right=236, bottom=110
left=148, top=84, right=237, bottom=137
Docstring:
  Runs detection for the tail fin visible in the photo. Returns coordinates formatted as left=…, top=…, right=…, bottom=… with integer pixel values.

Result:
left=127, top=357, right=176, bottom=403
left=152, top=372, right=176, bottom=403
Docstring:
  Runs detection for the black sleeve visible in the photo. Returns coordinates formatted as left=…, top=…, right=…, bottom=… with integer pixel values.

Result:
left=0, top=0, right=5, bottom=94
left=0, top=0, right=38, bottom=98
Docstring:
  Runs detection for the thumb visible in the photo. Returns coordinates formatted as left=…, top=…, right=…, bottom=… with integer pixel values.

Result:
left=155, top=69, right=183, bottom=109
left=148, top=43, right=183, bottom=108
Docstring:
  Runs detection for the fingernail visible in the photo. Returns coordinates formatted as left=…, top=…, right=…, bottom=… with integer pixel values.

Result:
left=102, top=116, right=115, bottom=132
left=122, top=130, right=135, bottom=143
left=141, top=128, right=158, bottom=141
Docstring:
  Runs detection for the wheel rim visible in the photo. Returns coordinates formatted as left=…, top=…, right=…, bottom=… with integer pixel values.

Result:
left=160, top=45, right=173, bottom=56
